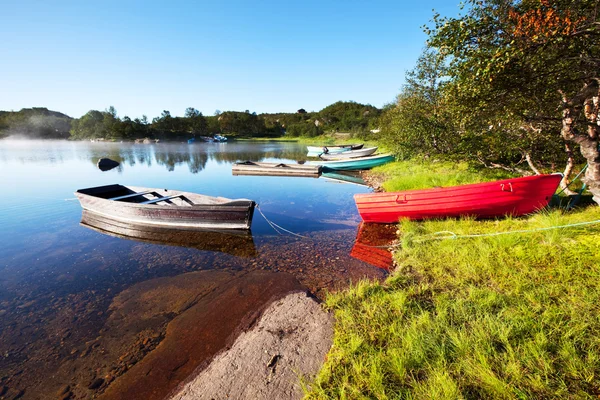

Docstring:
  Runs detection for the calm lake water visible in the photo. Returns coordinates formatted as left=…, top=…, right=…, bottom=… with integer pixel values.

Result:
left=0, top=140, right=391, bottom=399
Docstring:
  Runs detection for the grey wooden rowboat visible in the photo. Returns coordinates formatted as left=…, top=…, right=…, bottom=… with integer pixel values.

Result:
left=318, top=147, right=378, bottom=160
left=75, top=184, right=255, bottom=230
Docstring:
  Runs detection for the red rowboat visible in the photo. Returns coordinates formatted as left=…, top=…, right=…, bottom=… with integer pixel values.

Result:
left=354, top=174, right=562, bottom=223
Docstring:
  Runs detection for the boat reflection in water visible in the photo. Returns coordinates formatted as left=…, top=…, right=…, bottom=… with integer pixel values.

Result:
left=80, top=210, right=257, bottom=258
left=321, top=171, right=368, bottom=186
left=350, top=222, right=397, bottom=270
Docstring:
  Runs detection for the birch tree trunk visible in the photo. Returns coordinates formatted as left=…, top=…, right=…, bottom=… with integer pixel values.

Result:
left=561, top=83, right=600, bottom=205
left=559, top=143, right=577, bottom=196
left=524, top=152, right=541, bottom=175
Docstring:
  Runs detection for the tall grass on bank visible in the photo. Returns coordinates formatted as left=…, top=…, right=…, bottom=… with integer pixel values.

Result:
left=374, top=161, right=515, bottom=192
left=307, top=207, right=600, bottom=399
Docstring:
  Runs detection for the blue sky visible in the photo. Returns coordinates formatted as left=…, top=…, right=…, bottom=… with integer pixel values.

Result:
left=0, top=0, right=462, bottom=119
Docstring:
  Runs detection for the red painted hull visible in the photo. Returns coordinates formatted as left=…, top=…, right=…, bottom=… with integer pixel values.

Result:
left=354, top=174, right=562, bottom=223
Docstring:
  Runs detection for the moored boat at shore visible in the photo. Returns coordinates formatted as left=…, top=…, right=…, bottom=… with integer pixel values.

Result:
left=318, top=147, right=378, bottom=160
left=313, top=154, right=395, bottom=171
left=354, top=174, right=562, bottom=223
left=75, top=184, right=255, bottom=230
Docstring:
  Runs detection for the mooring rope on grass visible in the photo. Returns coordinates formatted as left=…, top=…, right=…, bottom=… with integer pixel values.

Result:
left=412, top=218, right=600, bottom=243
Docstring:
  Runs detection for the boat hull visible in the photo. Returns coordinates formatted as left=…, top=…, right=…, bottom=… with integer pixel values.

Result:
left=319, top=147, right=378, bottom=160
left=75, top=184, right=255, bottom=230
left=354, top=174, right=562, bottom=223
left=316, top=154, right=395, bottom=171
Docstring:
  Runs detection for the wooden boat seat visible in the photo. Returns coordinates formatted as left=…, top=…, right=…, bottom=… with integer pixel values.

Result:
left=141, top=194, right=184, bottom=205
left=109, top=190, right=156, bottom=201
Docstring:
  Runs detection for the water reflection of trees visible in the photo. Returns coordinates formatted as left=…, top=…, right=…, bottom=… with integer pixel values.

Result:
left=84, top=143, right=308, bottom=173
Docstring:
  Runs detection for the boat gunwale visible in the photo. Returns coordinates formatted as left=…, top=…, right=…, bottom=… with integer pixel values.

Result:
left=75, top=185, right=255, bottom=210
left=318, top=147, right=379, bottom=160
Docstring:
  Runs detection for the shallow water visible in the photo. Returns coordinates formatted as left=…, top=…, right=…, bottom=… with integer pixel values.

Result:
left=0, top=140, right=391, bottom=399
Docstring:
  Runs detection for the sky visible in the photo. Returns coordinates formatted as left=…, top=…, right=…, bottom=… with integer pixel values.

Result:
left=0, top=0, right=463, bottom=119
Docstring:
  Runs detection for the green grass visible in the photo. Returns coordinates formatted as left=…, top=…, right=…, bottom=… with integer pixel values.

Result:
left=372, top=160, right=516, bottom=192
left=307, top=206, right=600, bottom=399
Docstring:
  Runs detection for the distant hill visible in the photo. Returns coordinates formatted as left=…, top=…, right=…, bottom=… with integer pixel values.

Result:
left=0, top=107, right=73, bottom=139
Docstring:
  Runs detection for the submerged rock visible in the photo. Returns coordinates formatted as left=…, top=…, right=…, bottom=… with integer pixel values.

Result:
left=97, top=158, right=120, bottom=171
left=88, top=378, right=104, bottom=390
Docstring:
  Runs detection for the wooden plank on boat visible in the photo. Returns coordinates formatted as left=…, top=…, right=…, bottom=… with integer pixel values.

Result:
left=232, top=161, right=322, bottom=177
left=140, top=194, right=184, bottom=204
left=109, top=190, right=156, bottom=201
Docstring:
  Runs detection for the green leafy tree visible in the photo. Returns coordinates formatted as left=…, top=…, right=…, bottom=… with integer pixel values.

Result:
left=427, top=0, right=600, bottom=201
left=318, top=101, right=380, bottom=133
left=184, top=107, right=207, bottom=135
left=217, top=111, right=266, bottom=137
left=70, top=110, right=105, bottom=139
left=379, top=50, right=459, bottom=159
left=286, top=122, right=323, bottom=137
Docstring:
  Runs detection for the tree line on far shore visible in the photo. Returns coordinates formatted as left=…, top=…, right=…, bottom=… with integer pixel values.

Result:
left=0, top=101, right=381, bottom=141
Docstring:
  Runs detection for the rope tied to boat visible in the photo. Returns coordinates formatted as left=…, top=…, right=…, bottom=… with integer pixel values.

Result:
left=555, top=163, right=588, bottom=196
left=255, top=204, right=309, bottom=239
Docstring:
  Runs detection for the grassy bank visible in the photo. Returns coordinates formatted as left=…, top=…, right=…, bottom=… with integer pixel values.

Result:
left=307, top=165, right=600, bottom=399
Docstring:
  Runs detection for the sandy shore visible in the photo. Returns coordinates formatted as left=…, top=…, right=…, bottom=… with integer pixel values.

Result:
left=169, top=291, right=333, bottom=399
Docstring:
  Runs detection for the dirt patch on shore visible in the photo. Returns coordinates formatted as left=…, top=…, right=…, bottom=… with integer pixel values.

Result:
left=170, top=291, right=333, bottom=400
left=360, top=169, right=386, bottom=192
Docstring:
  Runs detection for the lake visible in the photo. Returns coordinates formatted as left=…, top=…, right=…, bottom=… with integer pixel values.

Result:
left=0, top=140, right=391, bottom=399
